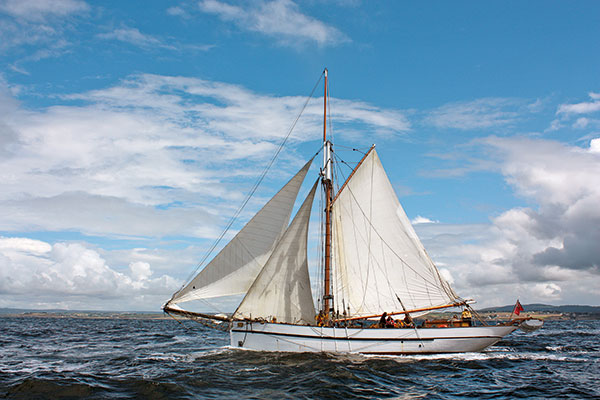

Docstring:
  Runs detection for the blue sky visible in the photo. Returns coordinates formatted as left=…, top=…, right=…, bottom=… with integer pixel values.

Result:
left=0, top=0, right=599, bottom=311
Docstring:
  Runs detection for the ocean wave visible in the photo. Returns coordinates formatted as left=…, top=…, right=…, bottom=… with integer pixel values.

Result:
left=1, top=318, right=598, bottom=400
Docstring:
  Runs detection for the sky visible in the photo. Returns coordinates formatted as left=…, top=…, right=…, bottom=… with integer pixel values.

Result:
left=0, top=0, right=599, bottom=311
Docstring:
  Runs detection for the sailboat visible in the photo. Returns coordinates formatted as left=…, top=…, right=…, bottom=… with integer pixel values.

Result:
left=164, top=70, right=541, bottom=354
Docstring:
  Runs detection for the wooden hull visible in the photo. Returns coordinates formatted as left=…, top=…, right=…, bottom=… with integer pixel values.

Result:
left=230, top=322, right=517, bottom=354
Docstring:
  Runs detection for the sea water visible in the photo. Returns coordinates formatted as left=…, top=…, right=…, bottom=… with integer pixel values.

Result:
left=0, top=317, right=598, bottom=399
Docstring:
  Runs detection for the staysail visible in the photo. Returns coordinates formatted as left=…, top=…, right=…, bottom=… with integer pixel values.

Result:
left=169, top=159, right=313, bottom=305
left=332, top=149, right=459, bottom=317
left=233, top=180, right=318, bottom=324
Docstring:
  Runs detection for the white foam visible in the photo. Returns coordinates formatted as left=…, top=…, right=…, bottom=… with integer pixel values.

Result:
left=355, top=345, right=593, bottom=363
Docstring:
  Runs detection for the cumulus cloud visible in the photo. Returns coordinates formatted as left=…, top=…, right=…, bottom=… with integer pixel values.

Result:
left=0, top=73, right=411, bottom=309
left=484, top=136, right=600, bottom=276
left=0, top=73, right=408, bottom=239
left=531, top=282, right=562, bottom=299
left=198, top=0, right=349, bottom=47
left=129, top=261, right=152, bottom=281
left=590, top=138, right=600, bottom=153
left=416, top=136, right=600, bottom=306
left=411, top=215, right=438, bottom=224
left=0, top=237, right=181, bottom=310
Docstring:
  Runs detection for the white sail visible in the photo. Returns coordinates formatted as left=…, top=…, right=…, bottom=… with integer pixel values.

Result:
left=332, top=149, right=459, bottom=317
left=170, top=159, right=313, bottom=305
left=233, top=180, right=318, bottom=324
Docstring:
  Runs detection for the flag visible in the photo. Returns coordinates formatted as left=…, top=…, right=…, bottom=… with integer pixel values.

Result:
left=513, top=300, right=524, bottom=316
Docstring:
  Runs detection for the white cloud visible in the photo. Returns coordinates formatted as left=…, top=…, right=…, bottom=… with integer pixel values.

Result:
left=0, top=73, right=411, bottom=310
left=0, top=192, right=221, bottom=238
left=482, top=137, right=600, bottom=277
left=0, top=74, right=407, bottom=239
left=166, top=6, right=187, bottom=17
left=557, top=92, right=600, bottom=115
left=573, top=117, right=589, bottom=129
left=0, top=237, right=181, bottom=310
left=438, top=268, right=454, bottom=285
left=0, top=0, right=89, bottom=21
left=416, top=136, right=600, bottom=306
left=551, top=92, right=600, bottom=132
left=96, top=27, right=173, bottom=49
left=0, top=237, right=52, bottom=254
left=130, top=261, right=152, bottom=281
left=95, top=26, right=213, bottom=52
left=423, top=98, right=537, bottom=130
left=411, top=215, right=438, bottom=224
left=198, top=0, right=349, bottom=47
left=0, top=0, right=88, bottom=71
left=531, top=283, right=562, bottom=299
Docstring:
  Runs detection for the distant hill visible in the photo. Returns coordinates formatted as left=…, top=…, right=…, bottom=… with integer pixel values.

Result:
left=0, top=308, right=162, bottom=316
left=478, top=304, right=600, bottom=314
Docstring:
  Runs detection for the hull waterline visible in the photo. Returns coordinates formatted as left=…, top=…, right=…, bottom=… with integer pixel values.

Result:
left=230, top=322, right=517, bottom=354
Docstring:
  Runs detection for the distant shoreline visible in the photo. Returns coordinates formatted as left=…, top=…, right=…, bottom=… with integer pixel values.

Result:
left=2, top=310, right=599, bottom=321
left=0, top=311, right=172, bottom=320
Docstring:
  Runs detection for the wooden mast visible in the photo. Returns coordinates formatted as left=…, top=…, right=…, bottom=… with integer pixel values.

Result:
left=322, top=68, right=333, bottom=317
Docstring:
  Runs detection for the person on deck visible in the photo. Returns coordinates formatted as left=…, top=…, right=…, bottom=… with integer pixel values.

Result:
left=315, top=311, right=325, bottom=327
left=379, top=312, right=387, bottom=328
left=386, top=316, right=395, bottom=328
left=461, top=308, right=472, bottom=326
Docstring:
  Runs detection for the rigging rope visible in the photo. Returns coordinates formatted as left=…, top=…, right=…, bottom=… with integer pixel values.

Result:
left=340, top=179, right=449, bottom=290
left=173, top=71, right=325, bottom=297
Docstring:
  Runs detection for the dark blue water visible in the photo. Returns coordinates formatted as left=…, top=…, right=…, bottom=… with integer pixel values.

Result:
left=0, top=317, right=598, bottom=399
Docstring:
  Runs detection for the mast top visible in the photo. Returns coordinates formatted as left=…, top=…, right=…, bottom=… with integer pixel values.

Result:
left=323, top=68, right=328, bottom=143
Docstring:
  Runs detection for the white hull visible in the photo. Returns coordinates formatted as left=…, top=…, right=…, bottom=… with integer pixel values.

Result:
left=230, top=322, right=517, bottom=354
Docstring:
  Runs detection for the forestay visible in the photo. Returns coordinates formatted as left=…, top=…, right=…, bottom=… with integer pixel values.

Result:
left=233, top=180, right=318, bottom=324
left=332, top=149, right=459, bottom=317
left=170, top=159, right=313, bottom=305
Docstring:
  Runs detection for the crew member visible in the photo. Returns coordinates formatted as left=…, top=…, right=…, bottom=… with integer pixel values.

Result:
left=316, top=310, right=325, bottom=327
left=379, top=312, right=388, bottom=328
left=386, top=316, right=395, bottom=328
left=461, top=308, right=472, bottom=326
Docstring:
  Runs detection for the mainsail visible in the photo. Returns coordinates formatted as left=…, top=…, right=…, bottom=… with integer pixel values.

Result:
left=169, top=159, right=313, bottom=305
left=332, top=148, right=459, bottom=317
left=233, top=180, right=318, bottom=324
